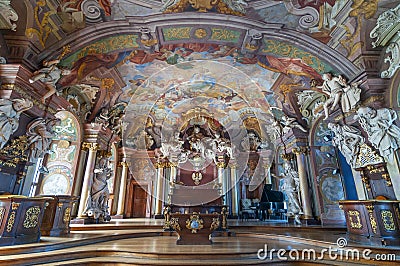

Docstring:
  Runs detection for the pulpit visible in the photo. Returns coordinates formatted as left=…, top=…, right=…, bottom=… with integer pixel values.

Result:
left=339, top=200, right=400, bottom=246
left=0, top=195, right=50, bottom=246
left=40, top=195, right=79, bottom=236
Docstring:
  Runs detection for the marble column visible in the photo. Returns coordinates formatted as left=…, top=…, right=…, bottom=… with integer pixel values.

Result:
left=155, top=161, right=165, bottom=215
left=293, top=147, right=313, bottom=218
left=216, top=159, right=226, bottom=205
left=116, top=161, right=129, bottom=216
left=77, top=142, right=98, bottom=218
left=230, top=164, right=239, bottom=216
left=168, top=162, right=177, bottom=203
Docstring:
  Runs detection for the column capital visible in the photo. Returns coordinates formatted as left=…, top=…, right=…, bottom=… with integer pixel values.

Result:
left=216, top=161, right=226, bottom=169
left=119, top=161, right=130, bottom=167
left=292, top=146, right=309, bottom=155
left=280, top=153, right=294, bottom=161
left=82, top=142, right=99, bottom=151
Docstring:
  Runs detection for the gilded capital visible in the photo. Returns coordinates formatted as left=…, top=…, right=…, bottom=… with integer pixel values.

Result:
left=120, top=161, right=130, bottom=168
left=216, top=161, right=225, bottom=168
left=280, top=153, right=293, bottom=161
left=292, top=146, right=309, bottom=155
left=82, top=142, right=99, bottom=151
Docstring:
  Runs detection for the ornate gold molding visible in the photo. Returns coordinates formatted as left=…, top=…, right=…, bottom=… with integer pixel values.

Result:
left=347, top=210, right=363, bottom=229
left=63, top=207, right=71, bottom=224
left=186, top=213, right=204, bottom=233
left=382, top=174, right=392, bottom=187
left=381, top=210, right=396, bottom=231
left=210, top=218, right=220, bottom=231
left=292, top=146, right=309, bottom=155
left=23, top=206, right=41, bottom=229
left=81, top=142, right=99, bottom=151
left=280, top=153, right=294, bottom=161
left=216, top=161, right=225, bottom=169
left=366, top=204, right=377, bottom=234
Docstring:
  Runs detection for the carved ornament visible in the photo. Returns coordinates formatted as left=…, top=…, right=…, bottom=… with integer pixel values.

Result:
left=82, top=142, right=99, bottom=151
left=210, top=217, right=220, bottom=231
left=0, top=0, right=18, bottom=31
left=347, top=210, right=362, bottom=229
left=23, top=206, right=41, bottom=229
left=381, top=210, right=396, bottom=231
left=370, top=4, right=400, bottom=78
left=370, top=4, right=400, bottom=48
left=186, top=213, right=204, bottom=233
left=366, top=205, right=377, bottom=234
left=354, top=143, right=384, bottom=169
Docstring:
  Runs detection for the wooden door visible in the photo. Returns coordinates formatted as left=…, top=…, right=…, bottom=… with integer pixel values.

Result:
left=132, top=185, right=147, bottom=217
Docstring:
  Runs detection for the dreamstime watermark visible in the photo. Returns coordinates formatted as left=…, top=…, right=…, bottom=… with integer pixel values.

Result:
left=257, top=237, right=397, bottom=262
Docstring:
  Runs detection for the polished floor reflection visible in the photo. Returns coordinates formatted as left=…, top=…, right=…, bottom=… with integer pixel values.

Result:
left=0, top=219, right=398, bottom=265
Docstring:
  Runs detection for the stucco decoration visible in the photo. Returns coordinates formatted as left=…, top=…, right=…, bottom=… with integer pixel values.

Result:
left=0, top=0, right=18, bottom=31
left=370, top=3, right=400, bottom=78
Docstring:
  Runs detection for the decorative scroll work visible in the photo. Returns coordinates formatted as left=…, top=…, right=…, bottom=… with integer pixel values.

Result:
left=370, top=4, right=400, bottom=78
left=0, top=0, right=18, bottom=31
left=296, top=90, right=327, bottom=123
left=23, top=206, right=41, bottom=229
left=161, top=0, right=247, bottom=15
left=370, top=4, right=400, bottom=48
left=283, top=0, right=319, bottom=30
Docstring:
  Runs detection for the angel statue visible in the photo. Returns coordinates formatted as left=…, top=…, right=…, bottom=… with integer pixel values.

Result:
left=0, top=98, right=33, bottom=148
left=312, top=73, right=362, bottom=119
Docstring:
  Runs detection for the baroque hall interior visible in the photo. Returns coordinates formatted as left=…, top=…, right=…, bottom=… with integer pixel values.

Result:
left=0, top=0, right=399, bottom=265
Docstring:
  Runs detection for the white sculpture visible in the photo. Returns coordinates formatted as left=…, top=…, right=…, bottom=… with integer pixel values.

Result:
left=275, top=162, right=303, bottom=224
left=355, top=106, right=400, bottom=163
left=29, top=59, right=71, bottom=103
left=314, top=73, right=361, bottom=119
left=85, top=156, right=112, bottom=221
left=0, top=98, right=33, bottom=148
left=160, top=131, right=184, bottom=158
left=328, top=123, right=365, bottom=167
left=27, top=118, right=60, bottom=159
left=281, top=114, right=307, bottom=134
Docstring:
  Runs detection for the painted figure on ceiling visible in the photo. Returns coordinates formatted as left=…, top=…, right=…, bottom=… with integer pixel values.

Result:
left=355, top=106, right=400, bottom=163
left=29, top=59, right=71, bottom=103
left=0, top=98, right=33, bottom=148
